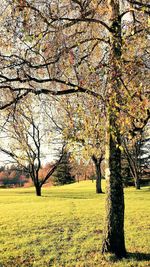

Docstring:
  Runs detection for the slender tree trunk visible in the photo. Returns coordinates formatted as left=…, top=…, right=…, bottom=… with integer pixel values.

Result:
left=96, top=163, right=103, bottom=193
left=35, top=184, right=41, bottom=196
left=129, top=162, right=141, bottom=189
left=127, top=160, right=141, bottom=189
left=92, top=156, right=103, bottom=193
left=122, top=138, right=141, bottom=190
left=134, top=173, right=140, bottom=190
left=31, top=168, right=42, bottom=196
left=32, top=173, right=42, bottom=196
left=102, top=0, right=126, bottom=258
left=132, top=161, right=141, bottom=189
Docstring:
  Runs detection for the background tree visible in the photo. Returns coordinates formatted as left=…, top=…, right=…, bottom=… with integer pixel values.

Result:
left=0, top=99, right=64, bottom=196
left=52, top=95, right=105, bottom=193
left=122, top=135, right=142, bottom=189
left=0, top=164, right=28, bottom=187
left=52, top=150, right=75, bottom=186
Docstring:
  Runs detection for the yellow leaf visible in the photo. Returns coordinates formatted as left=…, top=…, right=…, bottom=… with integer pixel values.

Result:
left=119, top=146, right=124, bottom=152
left=38, top=33, right=43, bottom=39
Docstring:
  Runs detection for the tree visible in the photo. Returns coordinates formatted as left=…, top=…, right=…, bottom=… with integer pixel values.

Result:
left=56, top=95, right=105, bottom=193
left=0, top=164, right=28, bottom=187
left=0, top=170, right=9, bottom=187
left=0, top=0, right=149, bottom=257
left=0, top=100, right=64, bottom=196
left=53, top=150, right=75, bottom=186
left=69, top=157, right=96, bottom=182
left=122, top=135, right=142, bottom=189
left=43, top=95, right=105, bottom=193
left=101, top=1, right=149, bottom=257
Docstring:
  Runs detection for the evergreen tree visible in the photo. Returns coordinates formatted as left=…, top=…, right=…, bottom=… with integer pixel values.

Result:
left=53, top=151, right=75, bottom=186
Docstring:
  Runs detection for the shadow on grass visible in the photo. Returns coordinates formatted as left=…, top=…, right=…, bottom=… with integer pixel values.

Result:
left=1, top=188, right=105, bottom=199
left=4, top=191, right=100, bottom=199
left=127, top=252, right=150, bottom=261
left=2, top=191, right=35, bottom=195
left=43, top=192, right=103, bottom=199
left=104, top=252, right=150, bottom=264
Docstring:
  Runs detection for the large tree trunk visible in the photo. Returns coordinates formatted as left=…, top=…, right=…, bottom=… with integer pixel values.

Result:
left=102, top=0, right=126, bottom=257
left=102, top=119, right=126, bottom=257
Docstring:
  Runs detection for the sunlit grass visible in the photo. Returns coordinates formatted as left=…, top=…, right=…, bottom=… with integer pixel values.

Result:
left=0, top=181, right=150, bottom=266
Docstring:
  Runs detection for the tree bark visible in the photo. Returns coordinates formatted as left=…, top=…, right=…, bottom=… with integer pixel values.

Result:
left=102, top=0, right=126, bottom=258
left=102, top=119, right=126, bottom=257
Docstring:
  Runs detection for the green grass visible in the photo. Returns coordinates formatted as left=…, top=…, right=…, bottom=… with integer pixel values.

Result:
left=0, top=181, right=150, bottom=267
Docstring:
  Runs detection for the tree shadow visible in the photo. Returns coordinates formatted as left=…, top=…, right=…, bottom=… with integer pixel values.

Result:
left=42, top=192, right=99, bottom=199
left=127, top=252, right=150, bottom=262
left=2, top=188, right=105, bottom=199
left=3, top=190, right=100, bottom=199
left=6, top=191, right=35, bottom=196
left=17, top=191, right=34, bottom=194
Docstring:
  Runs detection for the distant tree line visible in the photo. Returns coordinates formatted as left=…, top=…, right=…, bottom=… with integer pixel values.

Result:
left=0, top=165, right=29, bottom=187
left=0, top=156, right=97, bottom=188
left=1, top=141, right=149, bottom=189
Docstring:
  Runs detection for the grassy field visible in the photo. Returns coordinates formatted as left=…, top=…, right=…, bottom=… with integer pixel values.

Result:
left=0, top=181, right=150, bottom=267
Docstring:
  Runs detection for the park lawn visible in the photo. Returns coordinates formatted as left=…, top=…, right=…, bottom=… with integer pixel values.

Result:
left=0, top=181, right=150, bottom=267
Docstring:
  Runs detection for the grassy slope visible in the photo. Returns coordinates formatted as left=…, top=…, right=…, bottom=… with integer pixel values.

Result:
left=0, top=181, right=150, bottom=267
